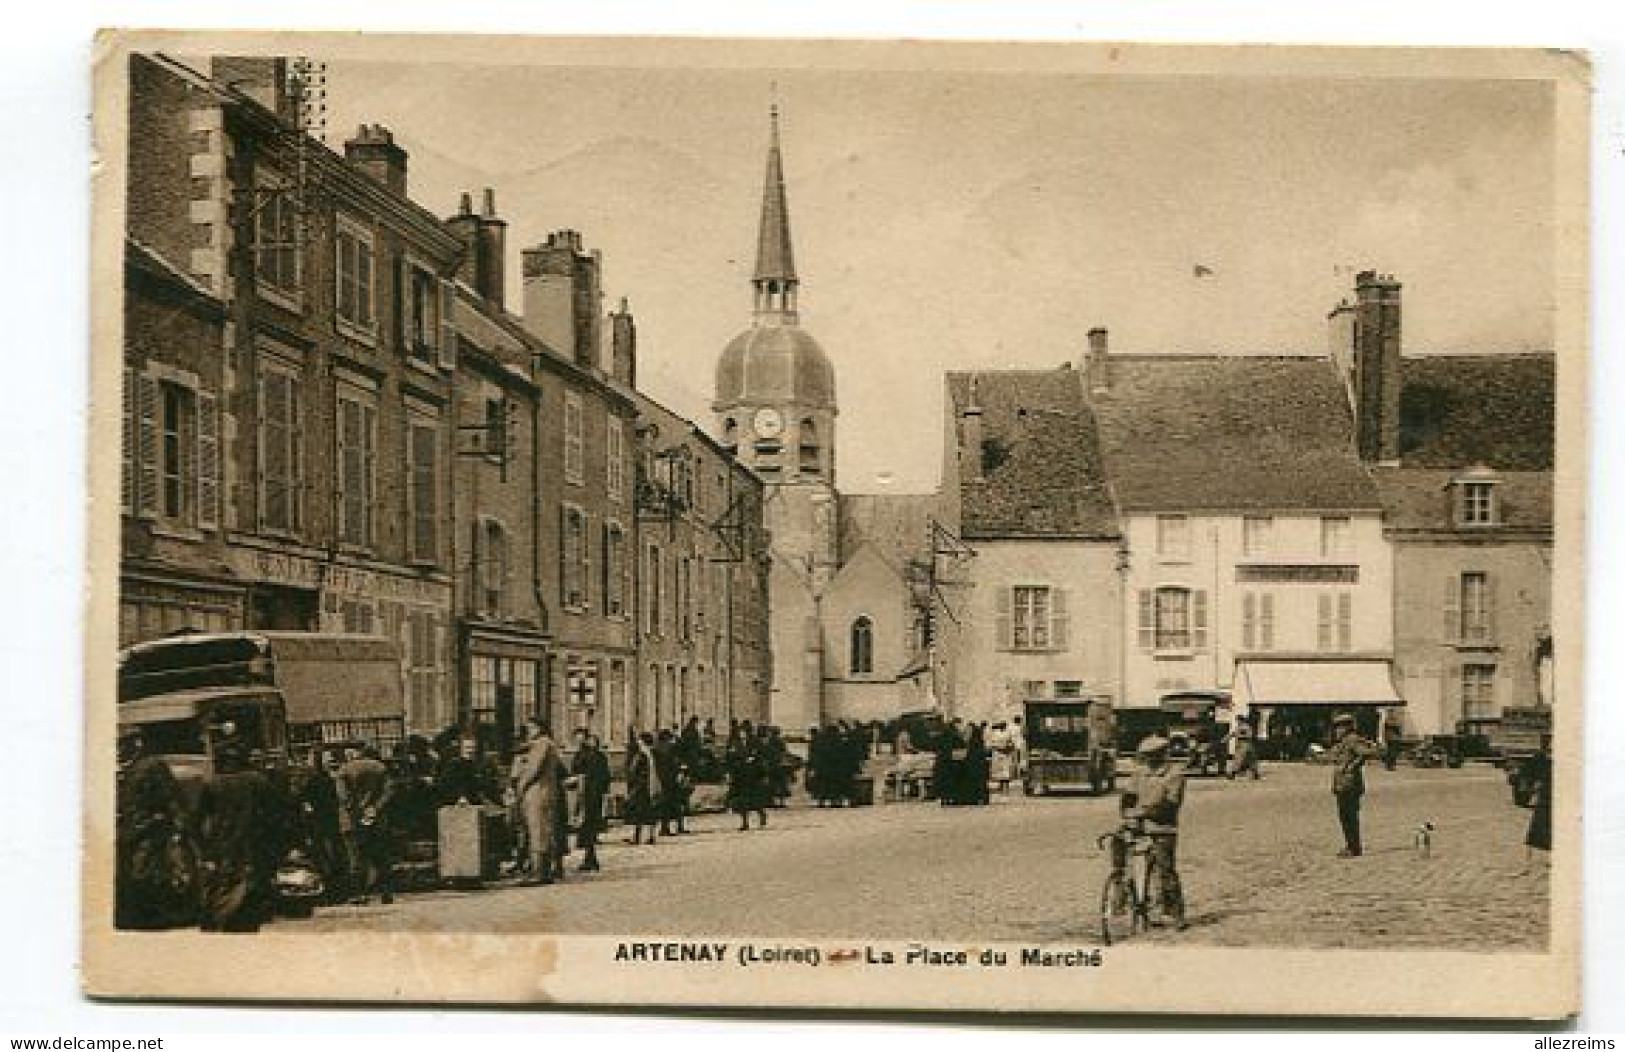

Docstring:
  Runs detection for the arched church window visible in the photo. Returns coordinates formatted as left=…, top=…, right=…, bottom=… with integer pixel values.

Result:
left=850, top=615, right=874, bottom=676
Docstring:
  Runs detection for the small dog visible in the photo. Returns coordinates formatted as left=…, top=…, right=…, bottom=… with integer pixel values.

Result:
left=1414, top=822, right=1436, bottom=859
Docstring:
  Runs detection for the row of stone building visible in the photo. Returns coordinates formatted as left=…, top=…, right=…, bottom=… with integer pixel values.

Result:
left=930, top=277, right=1554, bottom=748
left=119, top=54, right=772, bottom=752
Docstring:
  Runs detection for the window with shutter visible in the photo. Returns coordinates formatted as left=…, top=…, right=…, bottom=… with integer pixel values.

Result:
left=122, top=368, right=135, bottom=515
left=1260, top=593, right=1275, bottom=651
left=563, top=393, right=584, bottom=485
left=1317, top=593, right=1334, bottom=651
left=196, top=389, right=220, bottom=530
left=1337, top=592, right=1353, bottom=652
left=407, top=419, right=439, bottom=563
left=136, top=373, right=159, bottom=519
left=1137, top=589, right=1155, bottom=651
left=1191, top=589, right=1209, bottom=650
left=994, top=587, right=1013, bottom=651
left=438, top=280, right=457, bottom=370
left=1241, top=593, right=1257, bottom=651
left=1443, top=574, right=1463, bottom=644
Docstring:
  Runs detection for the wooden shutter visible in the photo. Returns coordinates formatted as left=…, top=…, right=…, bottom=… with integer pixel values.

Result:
left=1192, top=589, right=1209, bottom=651
left=1241, top=593, right=1256, bottom=651
left=1337, top=592, right=1353, bottom=652
left=438, top=279, right=458, bottom=370
left=289, top=385, right=305, bottom=533
left=196, top=389, right=220, bottom=530
left=994, top=586, right=1013, bottom=651
left=1442, top=574, right=1461, bottom=644
left=135, top=373, right=159, bottom=519
left=559, top=507, right=572, bottom=609
left=391, top=254, right=405, bottom=351
left=1483, top=573, right=1499, bottom=644
left=1137, top=589, right=1155, bottom=651
left=579, top=510, right=594, bottom=612
left=121, top=367, right=136, bottom=514
left=1260, top=593, right=1275, bottom=651
left=1317, top=593, right=1333, bottom=651
left=1049, top=588, right=1069, bottom=651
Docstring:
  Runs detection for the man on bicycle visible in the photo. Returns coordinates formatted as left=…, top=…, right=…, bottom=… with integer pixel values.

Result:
left=1122, top=734, right=1187, bottom=929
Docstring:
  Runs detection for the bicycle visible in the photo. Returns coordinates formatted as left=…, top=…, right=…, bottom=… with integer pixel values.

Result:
left=1096, top=822, right=1181, bottom=945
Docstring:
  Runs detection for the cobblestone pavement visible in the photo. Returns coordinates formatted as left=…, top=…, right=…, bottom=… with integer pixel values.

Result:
left=280, top=762, right=1548, bottom=951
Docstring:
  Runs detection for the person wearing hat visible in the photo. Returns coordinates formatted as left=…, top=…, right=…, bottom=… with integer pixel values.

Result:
left=1122, top=734, right=1188, bottom=928
left=1329, top=713, right=1382, bottom=858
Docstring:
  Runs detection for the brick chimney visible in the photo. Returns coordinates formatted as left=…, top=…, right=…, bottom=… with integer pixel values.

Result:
left=609, top=298, right=638, bottom=388
left=961, top=376, right=985, bottom=484
left=446, top=188, right=508, bottom=310
left=343, top=124, right=408, bottom=196
left=1352, top=271, right=1403, bottom=464
left=211, top=57, right=297, bottom=124
left=1086, top=327, right=1111, bottom=394
left=521, top=230, right=603, bottom=370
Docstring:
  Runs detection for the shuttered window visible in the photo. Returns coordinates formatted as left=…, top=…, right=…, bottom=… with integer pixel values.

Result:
left=337, top=393, right=376, bottom=547
left=606, top=416, right=625, bottom=502
left=1460, top=571, right=1495, bottom=643
left=407, top=418, right=439, bottom=563
left=258, top=365, right=302, bottom=535
left=195, top=389, right=220, bottom=531
left=564, top=393, right=585, bottom=485
left=335, top=220, right=376, bottom=332
left=560, top=505, right=589, bottom=611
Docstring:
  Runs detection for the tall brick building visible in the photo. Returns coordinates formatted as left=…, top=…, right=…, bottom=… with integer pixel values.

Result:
left=123, top=54, right=464, bottom=737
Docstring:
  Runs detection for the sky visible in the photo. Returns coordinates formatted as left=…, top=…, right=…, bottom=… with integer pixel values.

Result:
left=314, top=57, right=1555, bottom=493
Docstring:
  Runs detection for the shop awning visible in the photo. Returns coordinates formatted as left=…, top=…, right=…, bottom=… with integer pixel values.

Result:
left=1234, top=660, right=1403, bottom=709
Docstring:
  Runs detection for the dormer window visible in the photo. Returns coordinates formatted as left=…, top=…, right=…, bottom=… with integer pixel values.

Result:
left=1453, top=466, right=1501, bottom=527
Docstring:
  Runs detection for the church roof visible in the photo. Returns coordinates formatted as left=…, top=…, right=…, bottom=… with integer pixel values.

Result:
left=1395, top=354, right=1554, bottom=470
left=1090, top=355, right=1381, bottom=513
left=754, top=106, right=797, bottom=284
left=714, top=324, right=837, bottom=411
left=838, top=493, right=941, bottom=571
left=945, top=368, right=1120, bottom=540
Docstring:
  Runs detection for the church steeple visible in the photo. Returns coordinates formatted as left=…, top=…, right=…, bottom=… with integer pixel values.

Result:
left=753, top=104, right=799, bottom=324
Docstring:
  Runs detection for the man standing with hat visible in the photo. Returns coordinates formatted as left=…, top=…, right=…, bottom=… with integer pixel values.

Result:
left=1123, top=734, right=1188, bottom=929
left=1329, top=713, right=1382, bottom=857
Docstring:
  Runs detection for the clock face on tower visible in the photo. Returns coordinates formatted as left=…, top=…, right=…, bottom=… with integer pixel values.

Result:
left=753, top=407, right=784, bottom=439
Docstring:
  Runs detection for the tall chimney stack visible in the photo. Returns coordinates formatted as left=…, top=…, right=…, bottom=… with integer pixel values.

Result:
left=521, top=230, right=603, bottom=369
left=609, top=297, right=638, bottom=388
left=343, top=124, right=409, bottom=196
left=445, top=190, right=508, bottom=310
left=1086, top=327, right=1111, bottom=394
left=962, top=376, right=986, bottom=484
left=211, top=57, right=297, bottom=124
left=1352, top=271, right=1403, bottom=464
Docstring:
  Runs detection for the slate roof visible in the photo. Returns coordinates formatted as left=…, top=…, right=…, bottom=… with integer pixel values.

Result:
left=1372, top=468, right=1553, bottom=533
left=1089, top=355, right=1381, bottom=513
left=837, top=493, right=940, bottom=572
left=945, top=368, right=1120, bottom=540
left=1396, top=354, right=1555, bottom=470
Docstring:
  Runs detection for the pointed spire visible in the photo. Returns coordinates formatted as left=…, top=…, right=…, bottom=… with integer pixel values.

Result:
left=753, top=102, right=797, bottom=285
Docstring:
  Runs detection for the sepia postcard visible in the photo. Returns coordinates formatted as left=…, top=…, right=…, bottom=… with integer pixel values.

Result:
left=85, top=31, right=1588, bottom=1018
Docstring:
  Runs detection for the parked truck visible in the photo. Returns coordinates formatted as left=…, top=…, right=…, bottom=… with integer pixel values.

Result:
left=1022, top=696, right=1118, bottom=795
left=118, top=631, right=407, bottom=776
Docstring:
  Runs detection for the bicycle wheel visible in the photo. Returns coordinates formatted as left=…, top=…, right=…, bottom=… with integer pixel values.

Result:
left=1100, top=868, right=1134, bottom=946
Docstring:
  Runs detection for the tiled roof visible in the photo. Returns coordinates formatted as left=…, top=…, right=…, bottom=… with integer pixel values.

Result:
left=837, top=493, right=940, bottom=572
left=1090, top=355, right=1381, bottom=513
left=945, top=368, right=1120, bottom=540
left=1373, top=468, right=1553, bottom=534
left=1397, top=354, right=1555, bottom=470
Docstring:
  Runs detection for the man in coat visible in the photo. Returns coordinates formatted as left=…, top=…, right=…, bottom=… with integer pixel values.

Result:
left=193, top=737, right=291, bottom=931
left=116, top=730, right=198, bottom=930
left=1227, top=722, right=1261, bottom=781
left=569, top=729, right=611, bottom=872
left=1123, top=735, right=1188, bottom=929
left=1329, top=712, right=1382, bottom=858
left=510, top=721, right=565, bottom=884
left=337, top=745, right=396, bottom=904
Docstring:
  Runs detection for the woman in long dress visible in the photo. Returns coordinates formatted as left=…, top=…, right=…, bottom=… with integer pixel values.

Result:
left=510, top=721, right=565, bottom=885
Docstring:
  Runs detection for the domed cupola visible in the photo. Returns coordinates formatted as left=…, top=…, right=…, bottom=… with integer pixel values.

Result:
left=713, top=104, right=837, bottom=484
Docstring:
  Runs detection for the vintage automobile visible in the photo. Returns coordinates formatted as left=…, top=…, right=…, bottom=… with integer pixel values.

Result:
left=1023, top=697, right=1117, bottom=795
